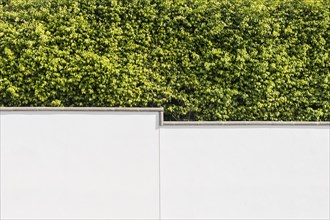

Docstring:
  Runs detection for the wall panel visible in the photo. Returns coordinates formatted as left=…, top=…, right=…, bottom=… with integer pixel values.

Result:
left=1, top=110, right=160, bottom=219
left=160, top=126, right=330, bottom=219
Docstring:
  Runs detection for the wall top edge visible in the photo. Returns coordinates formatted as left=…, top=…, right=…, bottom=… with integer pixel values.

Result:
left=1, top=107, right=329, bottom=125
left=0, top=107, right=164, bottom=112
left=163, top=121, right=330, bottom=126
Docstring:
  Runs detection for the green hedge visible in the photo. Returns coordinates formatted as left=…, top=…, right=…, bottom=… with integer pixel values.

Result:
left=1, top=0, right=329, bottom=121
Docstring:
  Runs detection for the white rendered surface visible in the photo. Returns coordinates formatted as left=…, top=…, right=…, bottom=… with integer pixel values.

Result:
left=161, top=126, right=330, bottom=219
left=1, top=109, right=329, bottom=220
left=0, top=111, right=159, bottom=219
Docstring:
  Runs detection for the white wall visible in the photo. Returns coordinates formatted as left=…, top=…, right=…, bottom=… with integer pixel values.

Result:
left=1, top=111, right=160, bottom=219
left=161, top=126, right=330, bottom=219
left=1, top=109, right=329, bottom=220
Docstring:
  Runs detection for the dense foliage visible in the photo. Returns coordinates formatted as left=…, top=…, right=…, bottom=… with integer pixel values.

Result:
left=1, top=0, right=329, bottom=120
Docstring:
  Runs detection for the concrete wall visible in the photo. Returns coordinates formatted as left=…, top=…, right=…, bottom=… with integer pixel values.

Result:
left=1, top=108, right=329, bottom=219
left=161, top=125, right=330, bottom=219
left=1, top=109, right=160, bottom=219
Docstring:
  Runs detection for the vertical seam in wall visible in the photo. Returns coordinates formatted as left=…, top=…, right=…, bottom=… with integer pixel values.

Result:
left=0, top=110, right=1, bottom=219
left=158, top=113, right=161, bottom=220
left=329, top=125, right=330, bottom=219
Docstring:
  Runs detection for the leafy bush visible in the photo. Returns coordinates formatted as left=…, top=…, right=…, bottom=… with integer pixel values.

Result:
left=1, top=0, right=329, bottom=121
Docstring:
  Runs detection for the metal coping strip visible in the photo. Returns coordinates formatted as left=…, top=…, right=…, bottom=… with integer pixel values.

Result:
left=0, top=107, right=329, bottom=126
left=0, top=107, right=163, bottom=112
left=162, top=121, right=330, bottom=126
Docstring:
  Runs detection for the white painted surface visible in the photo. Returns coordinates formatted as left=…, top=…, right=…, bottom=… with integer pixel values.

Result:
left=1, top=109, right=329, bottom=220
left=0, top=111, right=159, bottom=219
left=161, top=126, right=330, bottom=219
